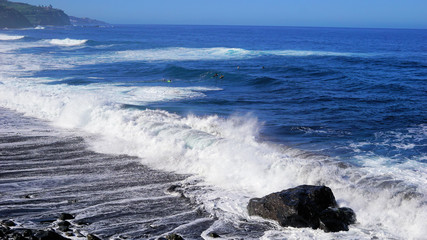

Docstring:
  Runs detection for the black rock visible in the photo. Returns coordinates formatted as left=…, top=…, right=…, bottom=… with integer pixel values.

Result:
left=58, top=225, right=70, bottom=232
left=165, top=233, right=184, bottom=240
left=74, top=230, right=84, bottom=237
left=319, top=207, right=356, bottom=232
left=24, top=194, right=36, bottom=199
left=12, top=232, right=26, bottom=240
left=57, top=221, right=71, bottom=230
left=23, top=229, right=33, bottom=238
left=2, top=219, right=17, bottom=227
left=207, top=232, right=220, bottom=238
left=12, top=229, right=33, bottom=238
left=67, top=199, right=78, bottom=204
left=58, top=221, right=71, bottom=227
left=166, top=185, right=180, bottom=192
left=59, top=213, right=74, bottom=221
left=75, top=219, right=90, bottom=226
left=87, top=233, right=102, bottom=240
left=247, top=185, right=356, bottom=232
left=34, top=230, right=70, bottom=240
left=36, top=218, right=57, bottom=224
left=166, top=185, right=185, bottom=198
left=0, top=226, right=10, bottom=237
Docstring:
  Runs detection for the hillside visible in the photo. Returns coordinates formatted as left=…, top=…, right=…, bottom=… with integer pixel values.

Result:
left=69, top=16, right=108, bottom=26
left=0, top=0, right=70, bottom=28
left=0, top=5, right=32, bottom=28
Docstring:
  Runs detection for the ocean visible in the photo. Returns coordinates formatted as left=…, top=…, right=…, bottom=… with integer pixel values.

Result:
left=0, top=25, right=426, bottom=239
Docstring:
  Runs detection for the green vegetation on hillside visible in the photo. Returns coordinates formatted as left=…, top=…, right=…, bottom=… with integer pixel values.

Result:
left=0, top=0, right=70, bottom=28
left=0, top=5, right=32, bottom=28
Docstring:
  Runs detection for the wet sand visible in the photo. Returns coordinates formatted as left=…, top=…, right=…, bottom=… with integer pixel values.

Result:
left=0, top=108, right=213, bottom=239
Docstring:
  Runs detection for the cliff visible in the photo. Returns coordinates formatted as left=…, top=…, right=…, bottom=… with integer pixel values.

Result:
left=0, top=0, right=70, bottom=28
left=0, top=5, right=32, bottom=28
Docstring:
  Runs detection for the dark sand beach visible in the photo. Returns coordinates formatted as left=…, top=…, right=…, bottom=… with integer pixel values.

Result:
left=0, top=108, right=213, bottom=239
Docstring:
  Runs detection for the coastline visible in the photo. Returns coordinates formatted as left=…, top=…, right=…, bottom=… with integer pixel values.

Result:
left=0, top=107, right=212, bottom=239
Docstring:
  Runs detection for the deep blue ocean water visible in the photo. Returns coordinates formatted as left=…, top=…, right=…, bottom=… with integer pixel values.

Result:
left=0, top=25, right=426, bottom=239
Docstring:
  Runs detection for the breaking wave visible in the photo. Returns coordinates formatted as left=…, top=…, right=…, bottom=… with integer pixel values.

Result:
left=0, top=34, right=25, bottom=41
left=111, top=47, right=363, bottom=62
left=0, top=75, right=425, bottom=239
left=48, top=38, right=88, bottom=46
left=114, top=47, right=254, bottom=62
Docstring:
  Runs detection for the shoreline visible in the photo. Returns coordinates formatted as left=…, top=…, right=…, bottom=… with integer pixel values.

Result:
left=0, top=108, right=212, bottom=239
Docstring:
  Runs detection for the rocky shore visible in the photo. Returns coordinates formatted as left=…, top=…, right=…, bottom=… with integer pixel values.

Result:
left=248, top=185, right=356, bottom=232
left=0, top=109, right=212, bottom=240
left=1, top=217, right=192, bottom=240
left=1, top=218, right=193, bottom=240
left=1, top=216, right=98, bottom=240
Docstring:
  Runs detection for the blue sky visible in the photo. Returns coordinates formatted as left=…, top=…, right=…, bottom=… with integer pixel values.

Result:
left=18, top=0, right=427, bottom=29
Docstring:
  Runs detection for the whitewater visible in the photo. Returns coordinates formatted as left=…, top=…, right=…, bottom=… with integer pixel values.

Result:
left=0, top=25, right=426, bottom=240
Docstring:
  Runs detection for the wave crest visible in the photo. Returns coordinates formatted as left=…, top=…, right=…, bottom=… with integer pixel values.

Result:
left=268, top=50, right=354, bottom=57
left=115, top=47, right=252, bottom=61
left=48, top=38, right=88, bottom=46
left=0, top=34, right=25, bottom=41
left=109, top=47, right=364, bottom=63
left=0, top=75, right=426, bottom=239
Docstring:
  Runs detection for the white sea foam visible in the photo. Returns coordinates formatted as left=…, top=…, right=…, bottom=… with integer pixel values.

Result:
left=268, top=50, right=355, bottom=57
left=48, top=38, right=88, bottom=46
left=109, top=47, right=365, bottom=63
left=0, top=40, right=425, bottom=240
left=0, top=40, right=363, bottom=67
left=0, top=75, right=426, bottom=239
left=0, top=51, right=73, bottom=76
left=0, top=40, right=40, bottom=53
left=74, top=84, right=221, bottom=106
left=114, top=47, right=253, bottom=62
left=0, top=34, right=25, bottom=41
left=0, top=37, right=87, bottom=52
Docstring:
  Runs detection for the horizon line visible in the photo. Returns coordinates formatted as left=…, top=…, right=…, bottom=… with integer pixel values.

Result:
left=104, top=22, right=427, bottom=31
